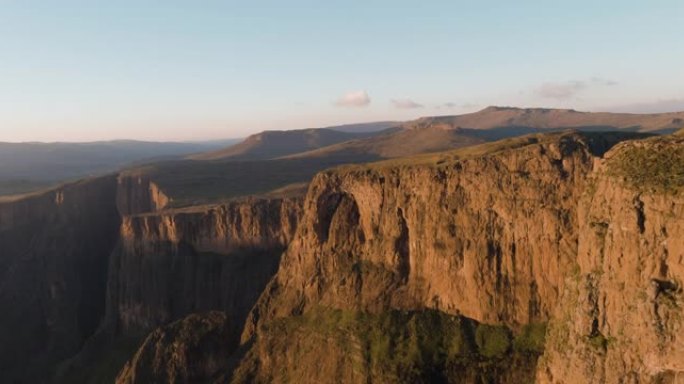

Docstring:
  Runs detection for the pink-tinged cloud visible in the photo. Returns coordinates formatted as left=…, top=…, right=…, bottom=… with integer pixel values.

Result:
left=536, top=81, right=586, bottom=99
left=335, top=90, right=371, bottom=107
left=536, top=78, right=617, bottom=99
left=391, top=99, right=424, bottom=109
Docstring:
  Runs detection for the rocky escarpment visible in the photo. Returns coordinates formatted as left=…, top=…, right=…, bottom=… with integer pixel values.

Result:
left=231, top=132, right=648, bottom=383
left=59, top=196, right=302, bottom=383
left=106, top=198, right=302, bottom=337
left=539, top=135, right=684, bottom=383
left=0, top=176, right=121, bottom=383
left=0, top=167, right=304, bottom=383
left=116, top=312, right=238, bottom=384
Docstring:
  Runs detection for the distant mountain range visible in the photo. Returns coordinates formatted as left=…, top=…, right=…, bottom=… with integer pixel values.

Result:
left=2, top=107, right=683, bottom=198
left=0, top=139, right=239, bottom=195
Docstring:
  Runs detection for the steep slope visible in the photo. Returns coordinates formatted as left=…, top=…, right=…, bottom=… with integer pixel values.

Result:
left=0, top=176, right=121, bottom=383
left=190, top=128, right=392, bottom=161
left=105, top=198, right=302, bottom=337
left=539, top=134, right=684, bottom=383
left=57, top=196, right=303, bottom=383
left=228, top=131, right=647, bottom=383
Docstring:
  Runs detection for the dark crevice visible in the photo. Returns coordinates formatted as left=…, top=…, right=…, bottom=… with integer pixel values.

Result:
left=395, top=208, right=410, bottom=282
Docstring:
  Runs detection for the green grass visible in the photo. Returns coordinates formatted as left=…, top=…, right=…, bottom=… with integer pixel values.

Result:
left=606, top=137, right=684, bottom=193
left=586, top=333, right=610, bottom=352
left=475, top=324, right=511, bottom=358
left=123, top=155, right=373, bottom=208
left=512, top=323, right=547, bottom=354
left=0, top=179, right=54, bottom=197
left=267, top=307, right=547, bottom=381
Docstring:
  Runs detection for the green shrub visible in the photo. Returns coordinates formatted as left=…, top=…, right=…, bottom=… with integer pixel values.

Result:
left=513, top=323, right=547, bottom=353
left=475, top=324, right=511, bottom=358
left=607, top=142, right=684, bottom=193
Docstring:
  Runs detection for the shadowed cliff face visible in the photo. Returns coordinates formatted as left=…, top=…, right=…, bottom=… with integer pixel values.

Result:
left=58, top=194, right=303, bottom=383
left=116, top=312, right=238, bottom=384
left=0, top=176, right=121, bottom=383
left=0, top=170, right=304, bottom=383
left=116, top=173, right=171, bottom=215
left=105, top=198, right=302, bottom=337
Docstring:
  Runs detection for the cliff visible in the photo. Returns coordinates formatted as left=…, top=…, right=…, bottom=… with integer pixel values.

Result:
left=116, top=173, right=171, bottom=215
left=539, top=135, right=684, bottom=383
left=229, top=131, right=651, bottom=383
left=0, top=176, right=121, bottom=383
left=0, top=167, right=304, bottom=383
left=106, top=197, right=302, bottom=337
left=3, top=128, right=682, bottom=383
left=58, top=195, right=302, bottom=383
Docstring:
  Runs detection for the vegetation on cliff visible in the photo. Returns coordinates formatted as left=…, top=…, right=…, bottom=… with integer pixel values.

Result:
left=606, top=136, right=684, bottom=193
left=234, top=307, right=545, bottom=383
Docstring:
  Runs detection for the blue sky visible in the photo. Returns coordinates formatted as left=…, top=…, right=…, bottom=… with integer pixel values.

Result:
left=1, top=0, right=683, bottom=142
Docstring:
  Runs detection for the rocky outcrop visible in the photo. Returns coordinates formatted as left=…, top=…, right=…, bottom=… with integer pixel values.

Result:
left=538, top=136, right=684, bottom=383
left=105, top=198, right=302, bottom=337
left=0, top=176, right=121, bottom=383
left=116, top=312, right=237, bottom=384
left=233, top=132, right=648, bottom=383
left=116, top=173, right=171, bottom=215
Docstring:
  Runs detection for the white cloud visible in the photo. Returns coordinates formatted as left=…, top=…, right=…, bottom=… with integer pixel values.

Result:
left=536, top=81, right=587, bottom=99
left=335, top=90, right=371, bottom=107
left=435, top=102, right=479, bottom=111
left=391, top=99, right=424, bottom=109
left=536, top=78, right=618, bottom=99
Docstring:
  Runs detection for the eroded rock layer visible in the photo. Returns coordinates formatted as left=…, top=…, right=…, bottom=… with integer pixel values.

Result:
left=539, top=135, right=684, bottom=383
left=233, top=132, right=658, bottom=383
left=106, top=198, right=302, bottom=336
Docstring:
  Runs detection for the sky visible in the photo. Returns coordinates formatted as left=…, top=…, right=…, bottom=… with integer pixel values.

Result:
left=1, top=0, right=683, bottom=142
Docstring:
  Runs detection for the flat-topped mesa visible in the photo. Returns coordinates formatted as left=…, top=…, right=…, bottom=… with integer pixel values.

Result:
left=405, top=106, right=684, bottom=134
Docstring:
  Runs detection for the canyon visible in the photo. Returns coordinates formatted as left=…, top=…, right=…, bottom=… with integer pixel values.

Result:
left=0, top=110, right=683, bottom=383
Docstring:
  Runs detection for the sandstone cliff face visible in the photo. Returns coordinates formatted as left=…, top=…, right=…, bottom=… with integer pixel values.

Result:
left=234, top=132, right=644, bottom=383
left=246, top=133, right=624, bottom=327
left=105, top=198, right=302, bottom=337
left=539, top=136, right=684, bottom=384
left=0, top=176, right=121, bottom=383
